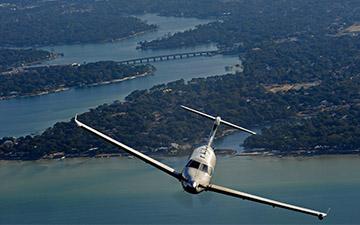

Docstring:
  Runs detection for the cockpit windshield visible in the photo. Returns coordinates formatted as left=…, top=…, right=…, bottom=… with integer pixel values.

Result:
left=186, top=160, right=201, bottom=169
left=186, top=160, right=213, bottom=175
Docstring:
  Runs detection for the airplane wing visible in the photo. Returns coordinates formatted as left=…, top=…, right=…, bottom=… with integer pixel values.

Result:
left=205, top=183, right=328, bottom=220
left=74, top=116, right=182, bottom=180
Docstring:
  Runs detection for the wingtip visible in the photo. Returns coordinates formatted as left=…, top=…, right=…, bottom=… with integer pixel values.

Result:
left=240, top=127, right=257, bottom=135
left=248, top=130, right=257, bottom=135
left=318, top=211, right=329, bottom=220
left=242, top=127, right=256, bottom=135
left=318, top=214, right=325, bottom=220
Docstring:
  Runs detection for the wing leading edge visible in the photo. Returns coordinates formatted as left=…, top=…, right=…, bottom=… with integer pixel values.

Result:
left=74, top=116, right=181, bottom=180
left=205, top=184, right=328, bottom=220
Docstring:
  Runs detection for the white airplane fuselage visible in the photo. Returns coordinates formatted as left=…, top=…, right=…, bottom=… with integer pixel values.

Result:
left=181, top=145, right=216, bottom=194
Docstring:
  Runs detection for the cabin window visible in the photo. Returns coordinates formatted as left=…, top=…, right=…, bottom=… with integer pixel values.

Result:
left=186, top=160, right=201, bottom=169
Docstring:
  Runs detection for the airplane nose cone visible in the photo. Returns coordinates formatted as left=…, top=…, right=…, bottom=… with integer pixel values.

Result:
left=184, top=180, right=196, bottom=188
left=181, top=179, right=201, bottom=194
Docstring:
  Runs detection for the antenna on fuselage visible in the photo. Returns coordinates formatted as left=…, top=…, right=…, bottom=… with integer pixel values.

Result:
left=180, top=105, right=256, bottom=148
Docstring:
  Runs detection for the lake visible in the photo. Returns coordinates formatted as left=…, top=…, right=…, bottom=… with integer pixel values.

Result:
left=0, top=155, right=359, bottom=224
left=0, top=14, right=239, bottom=138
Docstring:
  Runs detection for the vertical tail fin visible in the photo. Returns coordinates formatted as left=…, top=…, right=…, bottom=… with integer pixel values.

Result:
left=207, top=116, right=221, bottom=148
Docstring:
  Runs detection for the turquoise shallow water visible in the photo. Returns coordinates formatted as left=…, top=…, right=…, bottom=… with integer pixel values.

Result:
left=0, top=155, right=359, bottom=224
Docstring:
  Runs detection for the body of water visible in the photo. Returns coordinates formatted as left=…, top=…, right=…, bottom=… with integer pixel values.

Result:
left=40, top=14, right=218, bottom=66
left=0, top=14, right=239, bottom=138
left=0, top=155, right=359, bottom=224
left=214, top=129, right=262, bottom=153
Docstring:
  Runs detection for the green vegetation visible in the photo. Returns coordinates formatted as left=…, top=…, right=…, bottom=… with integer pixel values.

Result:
left=138, top=0, right=360, bottom=50
left=4, top=0, right=360, bottom=49
left=0, top=1, right=157, bottom=46
left=243, top=76, right=360, bottom=154
left=0, top=62, right=155, bottom=99
left=244, top=108, right=360, bottom=155
left=0, top=48, right=54, bottom=72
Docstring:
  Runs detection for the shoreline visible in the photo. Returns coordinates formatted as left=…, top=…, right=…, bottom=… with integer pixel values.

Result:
left=85, top=71, right=153, bottom=87
left=240, top=149, right=360, bottom=157
left=2, top=27, right=158, bottom=49
left=110, top=28, right=158, bottom=43
left=0, top=150, right=359, bottom=163
left=0, top=52, right=61, bottom=75
left=0, top=71, right=154, bottom=101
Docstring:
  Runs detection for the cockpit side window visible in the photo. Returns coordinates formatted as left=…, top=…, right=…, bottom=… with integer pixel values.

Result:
left=186, top=160, right=201, bottom=169
left=208, top=166, right=214, bottom=176
left=199, top=164, right=208, bottom=174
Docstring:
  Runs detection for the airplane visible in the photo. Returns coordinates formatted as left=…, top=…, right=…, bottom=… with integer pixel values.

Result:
left=74, top=105, right=328, bottom=220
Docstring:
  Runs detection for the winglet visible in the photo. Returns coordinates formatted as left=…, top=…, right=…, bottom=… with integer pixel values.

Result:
left=327, top=208, right=331, bottom=214
left=74, top=114, right=82, bottom=127
left=318, top=208, right=330, bottom=220
left=317, top=208, right=330, bottom=220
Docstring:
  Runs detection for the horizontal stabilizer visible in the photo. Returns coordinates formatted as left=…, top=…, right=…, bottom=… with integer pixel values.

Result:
left=180, top=105, right=256, bottom=135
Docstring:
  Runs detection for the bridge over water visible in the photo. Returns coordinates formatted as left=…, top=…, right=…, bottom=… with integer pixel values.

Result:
left=118, top=50, right=220, bottom=65
left=21, top=50, right=221, bottom=70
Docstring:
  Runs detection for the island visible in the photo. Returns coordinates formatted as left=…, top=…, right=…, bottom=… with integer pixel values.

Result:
left=0, top=62, right=155, bottom=100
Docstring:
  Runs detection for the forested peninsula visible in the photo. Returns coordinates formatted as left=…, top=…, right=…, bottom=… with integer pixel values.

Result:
left=137, top=0, right=360, bottom=51
left=0, top=48, right=56, bottom=72
left=0, top=62, right=155, bottom=100
left=0, top=74, right=293, bottom=160
left=136, top=0, right=360, bottom=156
